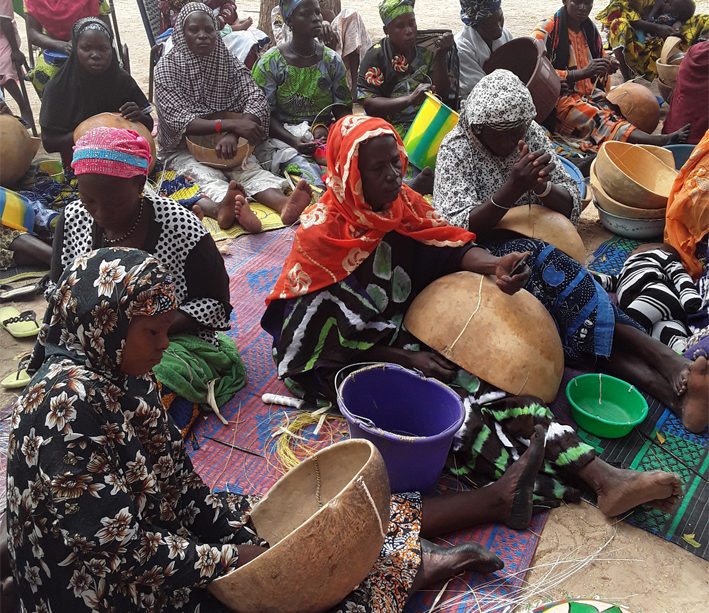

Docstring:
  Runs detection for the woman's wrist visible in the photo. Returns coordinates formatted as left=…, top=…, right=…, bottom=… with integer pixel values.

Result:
left=533, top=181, right=552, bottom=198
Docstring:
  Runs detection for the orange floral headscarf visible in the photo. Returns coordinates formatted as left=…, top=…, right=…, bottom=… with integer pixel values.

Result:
left=266, top=116, right=476, bottom=303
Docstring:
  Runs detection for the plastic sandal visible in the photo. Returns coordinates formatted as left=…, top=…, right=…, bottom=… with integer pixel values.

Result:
left=1, top=354, right=31, bottom=389
left=0, top=279, right=45, bottom=303
left=0, top=307, right=40, bottom=338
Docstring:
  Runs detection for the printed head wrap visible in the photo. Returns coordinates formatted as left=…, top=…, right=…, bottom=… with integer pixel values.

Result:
left=379, top=0, right=415, bottom=26
left=459, top=0, right=501, bottom=27
left=72, top=127, right=152, bottom=178
left=266, top=115, right=475, bottom=303
left=72, top=16, right=113, bottom=43
left=463, top=69, right=536, bottom=131
left=35, top=247, right=176, bottom=378
left=280, top=0, right=307, bottom=20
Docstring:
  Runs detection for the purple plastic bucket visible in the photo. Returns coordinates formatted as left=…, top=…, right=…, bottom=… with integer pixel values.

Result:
left=336, top=363, right=464, bottom=493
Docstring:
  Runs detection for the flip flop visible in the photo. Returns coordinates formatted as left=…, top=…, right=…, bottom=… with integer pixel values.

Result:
left=0, top=276, right=47, bottom=303
left=0, top=307, right=40, bottom=338
left=1, top=367, right=31, bottom=389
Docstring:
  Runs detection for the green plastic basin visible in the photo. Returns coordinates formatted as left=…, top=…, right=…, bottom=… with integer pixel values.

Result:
left=565, top=373, right=648, bottom=438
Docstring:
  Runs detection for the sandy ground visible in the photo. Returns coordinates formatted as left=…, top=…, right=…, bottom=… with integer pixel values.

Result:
left=2, top=0, right=708, bottom=611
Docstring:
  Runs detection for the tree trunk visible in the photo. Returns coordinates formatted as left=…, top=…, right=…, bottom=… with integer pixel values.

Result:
left=258, top=0, right=342, bottom=42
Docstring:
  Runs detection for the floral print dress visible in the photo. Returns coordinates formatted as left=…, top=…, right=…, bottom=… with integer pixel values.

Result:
left=8, top=247, right=423, bottom=613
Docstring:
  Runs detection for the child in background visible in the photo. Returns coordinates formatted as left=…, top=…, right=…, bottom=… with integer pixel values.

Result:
left=0, top=0, right=33, bottom=124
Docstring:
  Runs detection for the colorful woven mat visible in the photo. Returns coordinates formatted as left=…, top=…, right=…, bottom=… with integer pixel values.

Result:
left=550, top=368, right=709, bottom=561
left=183, top=226, right=546, bottom=613
left=586, top=236, right=644, bottom=275
left=201, top=204, right=287, bottom=241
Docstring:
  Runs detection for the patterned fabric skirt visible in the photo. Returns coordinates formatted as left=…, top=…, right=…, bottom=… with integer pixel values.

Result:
left=450, top=394, right=596, bottom=502
left=553, top=90, right=635, bottom=152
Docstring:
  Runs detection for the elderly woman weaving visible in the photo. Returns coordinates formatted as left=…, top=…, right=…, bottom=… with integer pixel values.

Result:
left=433, top=69, right=708, bottom=434
left=262, top=114, right=689, bottom=516
left=455, top=0, right=514, bottom=99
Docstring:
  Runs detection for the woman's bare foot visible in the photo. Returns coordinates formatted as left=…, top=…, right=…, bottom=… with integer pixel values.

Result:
left=280, top=179, right=313, bottom=225
left=681, top=356, right=709, bottom=433
left=232, top=16, right=253, bottom=31
left=234, top=194, right=262, bottom=233
left=192, top=203, right=205, bottom=220
left=578, top=458, right=682, bottom=517
left=410, top=539, right=503, bottom=593
left=214, top=181, right=246, bottom=229
left=664, top=123, right=691, bottom=145
left=488, top=424, right=546, bottom=530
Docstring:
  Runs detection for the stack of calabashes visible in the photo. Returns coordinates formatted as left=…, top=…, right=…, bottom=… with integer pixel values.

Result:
left=656, top=36, right=684, bottom=101
left=590, top=140, right=678, bottom=238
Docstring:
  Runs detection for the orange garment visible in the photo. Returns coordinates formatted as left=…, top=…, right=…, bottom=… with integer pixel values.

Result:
left=266, top=115, right=475, bottom=303
left=664, top=129, right=709, bottom=280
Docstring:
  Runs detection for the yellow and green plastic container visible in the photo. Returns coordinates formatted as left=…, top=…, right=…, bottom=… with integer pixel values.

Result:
left=403, top=92, right=459, bottom=171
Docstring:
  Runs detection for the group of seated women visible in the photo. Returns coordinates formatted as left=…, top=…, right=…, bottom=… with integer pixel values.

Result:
left=3, top=0, right=708, bottom=611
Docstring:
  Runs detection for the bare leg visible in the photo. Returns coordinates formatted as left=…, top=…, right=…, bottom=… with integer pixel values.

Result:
left=577, top=457, right=682, bottom=516
left=605, top=323, right=708, bottom=432
left=420, top=425, right=546, bottom=536
left=3, top=80, right=33, bottom=125
left=626, top=123, right=691, bottom=146
left=232, top=16, right=253, bottom=31
left=613, top=47, right=632, bottom=82
left=9, top=233, right=52, bottom=267
left=256, top=180, right=312, bottom=225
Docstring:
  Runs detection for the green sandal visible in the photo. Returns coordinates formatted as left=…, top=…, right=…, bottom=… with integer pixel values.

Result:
left=0, top=307, right=40, bottom=338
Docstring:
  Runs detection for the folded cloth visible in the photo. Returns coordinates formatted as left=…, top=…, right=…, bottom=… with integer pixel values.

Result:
left=153, top=332, right=247, bottom=409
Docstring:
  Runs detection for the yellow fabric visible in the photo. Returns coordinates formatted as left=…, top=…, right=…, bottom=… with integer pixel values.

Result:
left=201, top=203, right=286, bottom=241
left=664, top=131, right=709, bottom=280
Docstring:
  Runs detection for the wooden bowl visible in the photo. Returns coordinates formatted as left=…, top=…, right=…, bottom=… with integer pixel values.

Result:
left=0, top=115, right=40, bottom=187
left=595, top=141, right=677, bottom=209
left=657, top=77, right=675, bottom=102
left=495, top=205, right=586, bottom=265
left=209, top=439, right=390, bottom=613
left=660, top=36, right=683, bottom=64
left=606, top=82, right=660, bottom=133
left=73, top=112, right=157, bottom=173
left=656, top=61, right=680, bottom=86
left=404, top=271, right=564, bottom=402
left=637, top=144, right=676, bottom=167
left=186, top=111, right=253, bottom=169
left=589, top=161, right=666, bottom=219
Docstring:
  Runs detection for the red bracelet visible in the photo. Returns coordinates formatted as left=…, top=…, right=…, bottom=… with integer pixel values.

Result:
left=215, top=119, right=222, bottom=134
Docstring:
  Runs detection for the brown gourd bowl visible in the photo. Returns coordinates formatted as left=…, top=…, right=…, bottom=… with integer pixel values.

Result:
left=208, top=439, right=391, bottom=613
left=186, top=111, right=253, bottom=169
left=589, top=161, right=666, bottom=219
left=595, top=141, right=677, bottom=209
left=655, top=61, right=680, bottom=86
left=660, top=36, right=683, bottom=64
left=0, top=115, right=40, bottom=187
left=74, top=112, right=157, bottom=174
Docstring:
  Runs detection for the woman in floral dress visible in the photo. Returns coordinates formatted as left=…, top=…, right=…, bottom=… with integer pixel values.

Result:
left=6, top=246, right=556, bottom=612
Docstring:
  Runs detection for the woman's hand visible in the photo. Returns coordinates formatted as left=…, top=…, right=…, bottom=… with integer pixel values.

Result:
left=510, top=142, right=554, bottom=193
left=495, top=251, right=531, bottom=295
left=293, top=136, right=318, bottom=156
left=434, top=32, right=454, bottom=53
left=216, top=133, right=240, bottom=158
left=408, top=83, right=432, bottom=107
left=578, top=57, right=614, bottom=79
left=223, top=117, right=266, bottom=145
left=650, top=23, right=677, bottom=38
left=321, top=21, right=339, bottom=49
left=407, top=351, right=458, bottom=382
left=119, top=101, right=146, bottom=122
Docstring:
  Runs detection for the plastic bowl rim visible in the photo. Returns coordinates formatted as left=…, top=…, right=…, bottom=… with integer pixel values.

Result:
left=565, top=373, right=649, bottom=427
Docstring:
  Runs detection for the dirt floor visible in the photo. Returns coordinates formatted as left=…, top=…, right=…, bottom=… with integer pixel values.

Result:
left=1, top=0, right=707, bottom=611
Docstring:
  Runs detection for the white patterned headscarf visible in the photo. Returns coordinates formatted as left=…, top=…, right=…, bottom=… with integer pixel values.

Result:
left=463, top=69, right=536, bottom=132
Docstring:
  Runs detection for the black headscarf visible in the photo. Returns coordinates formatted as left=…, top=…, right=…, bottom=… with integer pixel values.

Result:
left=545, top=6, right=603, bottom=74
left=39, top=17, right=149, bottom=133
